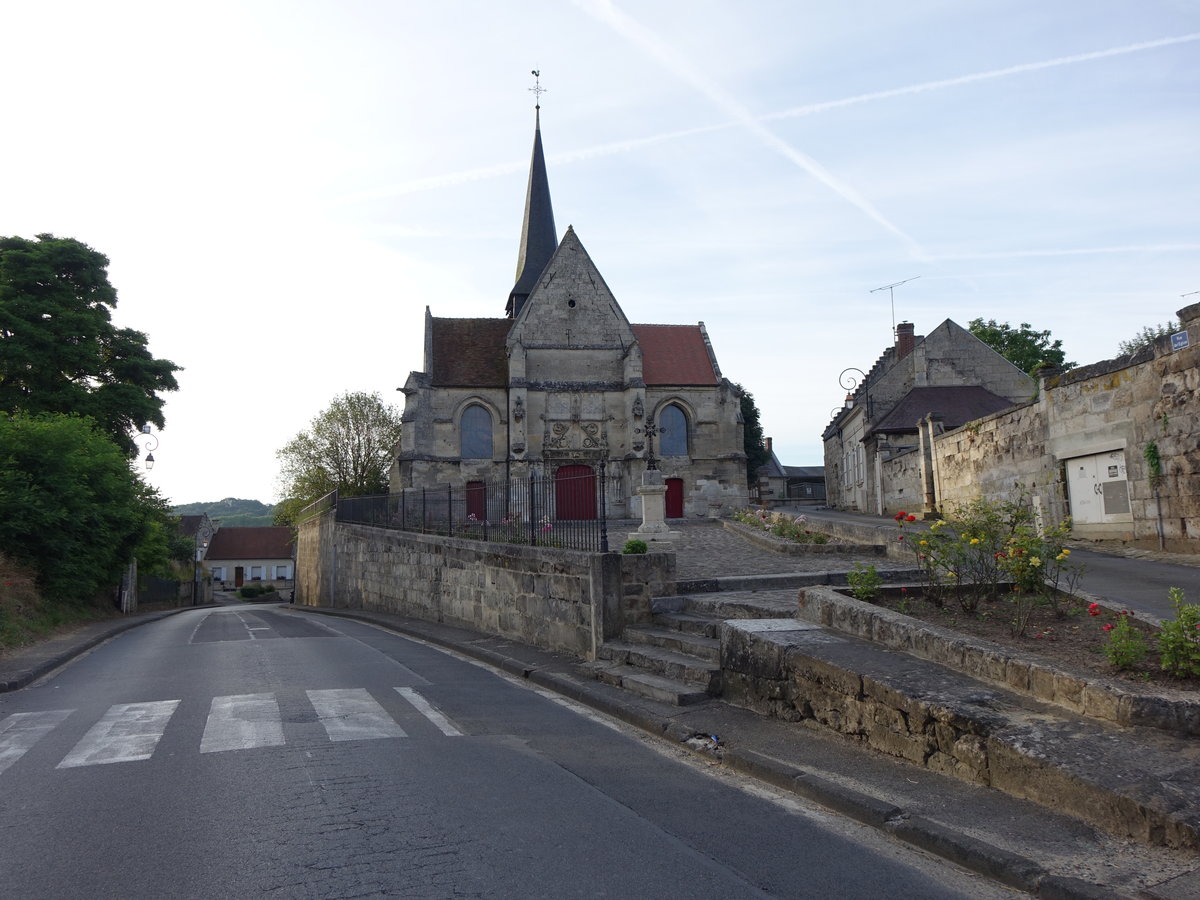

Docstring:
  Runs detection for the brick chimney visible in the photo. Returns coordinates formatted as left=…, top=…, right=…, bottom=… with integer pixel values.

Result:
left=896, top=321, right=916, bottom=360
left=765, top=436, right=773, bottom=453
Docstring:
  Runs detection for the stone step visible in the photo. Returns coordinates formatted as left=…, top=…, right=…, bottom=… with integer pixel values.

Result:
left=720, top=618, right=1200, bottom=851
left=654, top=590, right=800, bottom=621
left=586, top=662, right=711, bottom=706
left=623, top=624, right=721, bottom=663
left=651, top=611, right=721, bottom=639
left=596, top=641, right=721, bottom=693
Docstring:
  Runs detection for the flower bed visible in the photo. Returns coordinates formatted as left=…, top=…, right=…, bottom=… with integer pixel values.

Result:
left=856, top=584, right=1198, bottom=692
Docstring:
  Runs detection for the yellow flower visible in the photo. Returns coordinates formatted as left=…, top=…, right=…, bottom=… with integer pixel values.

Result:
left=970, top=538, right=980, bottom=545
left=919, top=540, right=928, bottom=546
left=1055, top=552, right=1067, bottom=561
left=1061, top=548, right=1071, bottom=556
left=1030, top=557, right=1042, bottom=567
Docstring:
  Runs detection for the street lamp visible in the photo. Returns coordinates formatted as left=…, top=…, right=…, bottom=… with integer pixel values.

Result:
left=134, top=424, right=159, bottom=470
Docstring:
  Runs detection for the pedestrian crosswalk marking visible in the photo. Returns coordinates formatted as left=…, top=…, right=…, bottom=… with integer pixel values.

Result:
left=396, top=687, right=463, bottom=736
left=0, top=686, right=463, bottom=774
left=201, top=693, right=285, bottom=754
left=0, top=710, right=73, bottom=775
left=307, top=688, right=408, bottom=742
left=57, top=700, right=181, bottom=769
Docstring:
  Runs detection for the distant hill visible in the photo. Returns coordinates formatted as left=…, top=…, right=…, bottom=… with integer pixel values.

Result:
left=172, top=498, right=277, bottom=527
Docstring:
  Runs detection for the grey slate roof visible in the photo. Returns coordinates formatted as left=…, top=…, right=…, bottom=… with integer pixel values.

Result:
left=870, top=385, right=1016, bottom=434
left=507, top=108, right=557, bottom=317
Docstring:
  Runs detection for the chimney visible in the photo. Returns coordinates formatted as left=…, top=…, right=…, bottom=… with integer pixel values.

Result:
left=765, top=436, right=773, bottom=453
left=896, top=321, right=915, bottom=359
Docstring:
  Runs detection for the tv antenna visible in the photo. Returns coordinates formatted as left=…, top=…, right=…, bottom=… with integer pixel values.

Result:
left=871, top=276, right=921, bottom=337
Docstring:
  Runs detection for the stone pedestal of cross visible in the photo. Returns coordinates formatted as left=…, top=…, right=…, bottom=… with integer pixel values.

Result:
left=630, top=469, right=681, bottom=548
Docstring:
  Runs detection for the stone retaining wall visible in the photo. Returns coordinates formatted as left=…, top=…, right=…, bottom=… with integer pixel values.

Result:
left=295, top=514, right=674, bottom=658
left=796, top=585, right=1200, bottom=737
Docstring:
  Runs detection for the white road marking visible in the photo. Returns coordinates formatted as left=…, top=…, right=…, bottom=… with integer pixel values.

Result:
left=200, top=693, right=285, bottom=753
left=57, top=700, right=180, bottom=768
left=306, top=689, right=406, bottom=742
left=0, top=710, right=74, bottom=775
left=395, top=687, right=463, bottom=736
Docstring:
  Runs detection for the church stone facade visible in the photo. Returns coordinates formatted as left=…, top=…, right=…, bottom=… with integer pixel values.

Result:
left=392, top=112, right=748, bottom=519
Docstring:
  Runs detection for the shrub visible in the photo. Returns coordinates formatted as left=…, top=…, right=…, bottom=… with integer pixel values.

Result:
left=239, top=584, right=268, bottom=599
left=622, top=539, right=648, bottom=554
left=846, top=563, right=883, bottom=601
left=1102, top=614, right=1148, bottom=670
left=1158, top=587, right=1200, bottom=678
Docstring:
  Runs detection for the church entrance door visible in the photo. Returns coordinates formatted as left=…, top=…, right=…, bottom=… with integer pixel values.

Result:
left=554, top=465, right=596, bottom=520
left=665, top=478, right=684, bottom=518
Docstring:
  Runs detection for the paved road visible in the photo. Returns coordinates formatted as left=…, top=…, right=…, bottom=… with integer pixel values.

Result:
left=0, top=603, right=1014, bottom=899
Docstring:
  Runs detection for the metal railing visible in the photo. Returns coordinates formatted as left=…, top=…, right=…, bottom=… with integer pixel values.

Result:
left=336, top=466, right=611, bottom=552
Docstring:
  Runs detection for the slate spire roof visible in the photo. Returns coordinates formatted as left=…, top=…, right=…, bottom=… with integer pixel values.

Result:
left=506, top=107, right=558, bottom=318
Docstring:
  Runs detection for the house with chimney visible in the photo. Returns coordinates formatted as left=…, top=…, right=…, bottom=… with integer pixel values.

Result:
left=392, top=108, right=749, bottom=519
left=822, top=320, right=1035, bottom=515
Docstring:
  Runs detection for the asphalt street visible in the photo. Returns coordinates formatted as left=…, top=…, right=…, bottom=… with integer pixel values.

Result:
left=0, top=603, right=1014, bottom=899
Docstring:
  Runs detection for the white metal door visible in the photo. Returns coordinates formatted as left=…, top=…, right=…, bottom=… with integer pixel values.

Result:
left=1066, top=450, right=1132, bottom=525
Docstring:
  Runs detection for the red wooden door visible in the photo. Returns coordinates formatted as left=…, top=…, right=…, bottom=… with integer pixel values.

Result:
left=665, top=478, right=684, bottom=518
left=466, top=481, right=486, bottom=521
left=554, top=465, right=596, bottom=520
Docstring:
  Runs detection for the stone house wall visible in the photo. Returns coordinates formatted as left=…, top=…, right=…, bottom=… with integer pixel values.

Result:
left=877, top=303, right=1200, bottom=550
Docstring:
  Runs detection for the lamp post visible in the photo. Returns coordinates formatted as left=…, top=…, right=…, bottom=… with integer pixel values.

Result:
left=193, top=520, right=212, bottom=605
left=838, top=367, right=871, bottom=419
left=133, top=424, right=159, bottom=470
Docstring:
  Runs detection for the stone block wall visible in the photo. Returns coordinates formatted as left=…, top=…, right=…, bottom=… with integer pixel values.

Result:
left=295, top=516, right=674, bottom=658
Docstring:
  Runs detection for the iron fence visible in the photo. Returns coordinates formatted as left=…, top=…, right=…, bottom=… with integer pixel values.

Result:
left=336, top=466, right=611, bottom=552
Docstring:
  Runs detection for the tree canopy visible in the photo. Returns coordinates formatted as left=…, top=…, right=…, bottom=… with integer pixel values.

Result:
left=276, top=391, right=404, bottom=518
left=734, top=383, right=771, bottom=482
left=0, top=411, right=180, bottom=600
left=0, top=234, right=180, bottom=454
left=1117, top=321, right=1179, bottom=356
left=967, top=318, right=1075, bottom=375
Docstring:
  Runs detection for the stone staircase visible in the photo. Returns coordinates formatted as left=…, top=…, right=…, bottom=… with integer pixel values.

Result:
left=588, top=588, right=798, bottom=706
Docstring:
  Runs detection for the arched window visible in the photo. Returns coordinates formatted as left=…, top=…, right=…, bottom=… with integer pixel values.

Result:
left=460, top=405, right=493, bottom=459
left=658, top=404, right=688, bottom=456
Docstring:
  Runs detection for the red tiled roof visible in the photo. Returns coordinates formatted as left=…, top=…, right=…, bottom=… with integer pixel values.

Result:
left=205, top=527, right=294, bottom=561
left=632, top=324, right=718, bottom=386
left=430, top=318, right=510, bottom=387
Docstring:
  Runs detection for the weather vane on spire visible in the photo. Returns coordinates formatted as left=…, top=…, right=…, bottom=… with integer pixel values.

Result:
left=529, top=69, right=546, bottom=109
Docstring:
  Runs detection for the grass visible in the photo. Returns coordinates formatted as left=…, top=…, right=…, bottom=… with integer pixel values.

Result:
left=0, top=554, right=115, bottom=653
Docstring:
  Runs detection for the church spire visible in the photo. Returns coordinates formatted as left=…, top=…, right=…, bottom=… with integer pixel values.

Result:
left=507, top=77, right=557, bottom=318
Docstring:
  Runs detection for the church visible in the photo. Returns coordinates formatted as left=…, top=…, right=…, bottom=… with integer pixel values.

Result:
left=392, top=108, right=748, bottom=521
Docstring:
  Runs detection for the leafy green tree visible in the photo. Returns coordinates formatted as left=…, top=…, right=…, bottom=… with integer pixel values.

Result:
left=734, top=383, right=771, bottom=482
left=967, top=319, right=1075, bottom=375
left=1118, top=321, right=1179, bottom=356
left=0, top=234, right=180, bottom=454
left=0, top=411, right=165, bottom=600
left=276, top=391, right=404, bottom=513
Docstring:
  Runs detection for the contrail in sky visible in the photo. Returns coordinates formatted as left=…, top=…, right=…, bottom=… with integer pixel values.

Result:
left=572, top=0, right=930, bottom=260
left=346, top=23, right=1199, bottom=216
left=764, top=32, right=1200, bottom=122
left=932, top=244, right=1200, bottom=261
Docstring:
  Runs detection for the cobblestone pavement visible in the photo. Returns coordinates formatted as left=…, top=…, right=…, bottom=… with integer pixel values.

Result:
left=658, top=520, right=912, bottom=579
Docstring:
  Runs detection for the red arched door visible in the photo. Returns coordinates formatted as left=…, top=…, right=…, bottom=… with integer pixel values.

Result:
left=665, top=478, right=684, bottom=518
left=554, top=465, right=596, bottom=520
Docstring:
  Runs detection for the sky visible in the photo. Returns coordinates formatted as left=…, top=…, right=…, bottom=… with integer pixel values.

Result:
left=2, top=0, right=1197, bottom=506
